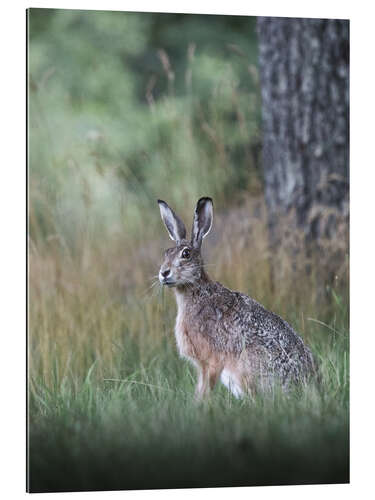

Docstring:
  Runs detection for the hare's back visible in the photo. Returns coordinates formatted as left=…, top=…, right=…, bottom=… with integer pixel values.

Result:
left=212, top=285, right=315, bottom=380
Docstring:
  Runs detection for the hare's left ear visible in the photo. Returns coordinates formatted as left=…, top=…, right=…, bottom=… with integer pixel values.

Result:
left=191, top=197, right=213, bottom=249
left=158, top=199, right=187, bottom=244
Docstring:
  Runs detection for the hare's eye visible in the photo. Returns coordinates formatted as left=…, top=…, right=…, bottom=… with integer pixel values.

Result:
left=181, top=248, right=191, bottom=259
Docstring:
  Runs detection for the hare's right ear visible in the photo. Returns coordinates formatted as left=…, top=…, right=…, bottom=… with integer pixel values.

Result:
left=158, top=200, right=187, bottom=244
left=191, top=197, right=213, bottom=249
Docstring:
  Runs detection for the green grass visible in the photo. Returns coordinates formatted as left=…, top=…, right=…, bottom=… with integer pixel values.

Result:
left=29, top=300, right=349, bottom=492
left=28, top=197, right=349, bottom=492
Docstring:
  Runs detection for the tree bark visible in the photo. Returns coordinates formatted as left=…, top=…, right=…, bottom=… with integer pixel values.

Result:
left=257, top=17, right=349, bottom=254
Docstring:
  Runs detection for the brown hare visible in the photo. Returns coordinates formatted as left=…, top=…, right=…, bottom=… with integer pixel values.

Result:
left=158, top=197, right=315, bottom=399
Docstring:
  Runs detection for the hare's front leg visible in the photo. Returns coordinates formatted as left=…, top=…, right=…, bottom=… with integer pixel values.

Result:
left=194, top=362, right=222, bottom=400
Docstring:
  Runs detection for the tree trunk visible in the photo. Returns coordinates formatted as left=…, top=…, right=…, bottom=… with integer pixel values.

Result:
left=257, top=17, right=349, bottom=258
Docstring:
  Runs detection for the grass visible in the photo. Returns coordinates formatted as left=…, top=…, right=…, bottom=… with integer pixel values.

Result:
left=28, top=214, right=349, bottom=492
left=27, top=10, right=349, bottom=491
left=29, top=319, right=349, bottom=492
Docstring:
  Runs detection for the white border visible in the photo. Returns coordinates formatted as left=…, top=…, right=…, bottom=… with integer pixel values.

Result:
left=1, top=1, right=375, bottom=499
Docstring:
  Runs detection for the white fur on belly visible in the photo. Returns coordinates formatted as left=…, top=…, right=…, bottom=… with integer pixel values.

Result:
left=220, top=369, right=243, bottom=398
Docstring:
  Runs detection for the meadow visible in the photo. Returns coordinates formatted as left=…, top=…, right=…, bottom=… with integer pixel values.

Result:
left=28, top=9, right=349, bottom=492
left=28, top=195, right=349, bottom=491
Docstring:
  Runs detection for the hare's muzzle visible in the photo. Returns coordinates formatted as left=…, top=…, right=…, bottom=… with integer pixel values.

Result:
left=159, top=268, right=176, bottom=286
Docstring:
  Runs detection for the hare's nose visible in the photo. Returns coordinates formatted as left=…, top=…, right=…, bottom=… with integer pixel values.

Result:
left=161, top=269, right=171, bottom=278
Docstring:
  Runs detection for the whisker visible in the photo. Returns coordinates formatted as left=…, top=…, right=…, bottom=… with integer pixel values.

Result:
left=148, top=275, right=160, bottom=281
left=140, top=279, right=161, bottom=301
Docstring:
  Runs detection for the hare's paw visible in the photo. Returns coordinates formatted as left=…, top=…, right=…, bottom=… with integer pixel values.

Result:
left=220, top=369, right=244, bottom=399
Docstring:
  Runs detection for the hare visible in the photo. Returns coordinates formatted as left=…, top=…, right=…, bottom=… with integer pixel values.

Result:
left=158, top=197, right=315, bottom=399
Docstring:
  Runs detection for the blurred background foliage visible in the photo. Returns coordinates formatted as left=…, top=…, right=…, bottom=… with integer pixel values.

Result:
left=29, top=9, right=261, bottom=251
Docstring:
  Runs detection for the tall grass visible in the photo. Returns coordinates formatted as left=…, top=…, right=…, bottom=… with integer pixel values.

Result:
left=28, top=193, right=349, bottom=491
left=29, top=300, right=348, bottom=492
left=28, top=9, right=349, bottom=492
left=29, top=89, right=349, bottom=489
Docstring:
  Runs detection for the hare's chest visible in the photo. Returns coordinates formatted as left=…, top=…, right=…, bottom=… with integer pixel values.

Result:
left=174, top=295, right=212, bottom=363
left=174, top=295, right=200, bottom=362
left=175, top=305, right=194, bottom=360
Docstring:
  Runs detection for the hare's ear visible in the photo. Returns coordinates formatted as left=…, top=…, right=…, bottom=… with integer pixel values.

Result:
left=158, top=200, right=187, bottom=244
left=191, top=197, right=213, bottom=249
